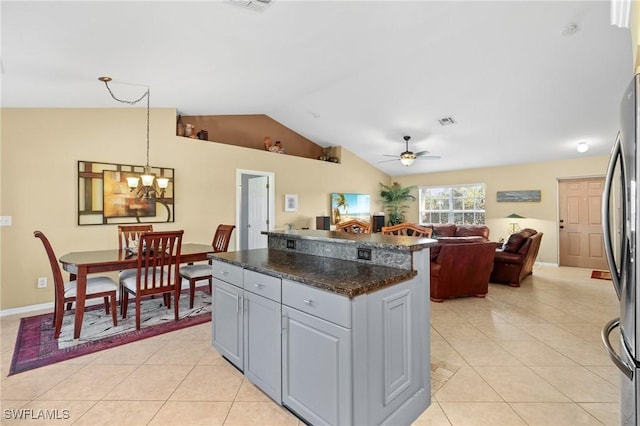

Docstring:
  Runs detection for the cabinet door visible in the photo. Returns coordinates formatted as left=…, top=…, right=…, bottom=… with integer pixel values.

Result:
left=212, top=279, right=243, bottom=370
left=282, top=306, right=351, bottom=426
left=244, top=292, right=282, bottom=403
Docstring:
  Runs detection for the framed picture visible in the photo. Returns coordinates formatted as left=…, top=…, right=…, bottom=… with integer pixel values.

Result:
left=285, top=194, right=298, bottom=212
left=331, top=193, right=371, bottom=224
left=497, top=190, right=541, bottom=202
left=77, top=160, right=175, bottom=225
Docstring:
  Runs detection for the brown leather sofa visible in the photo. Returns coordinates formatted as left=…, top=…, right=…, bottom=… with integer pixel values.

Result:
left=424, top=223, right=490, bottom=242
left=490, top=228, right=543, bottom=287
left=430, top=241, right=496, bottom=302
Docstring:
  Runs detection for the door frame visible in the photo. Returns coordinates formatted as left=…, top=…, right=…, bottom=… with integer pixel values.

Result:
left=236, top=169, right=275, bottom=250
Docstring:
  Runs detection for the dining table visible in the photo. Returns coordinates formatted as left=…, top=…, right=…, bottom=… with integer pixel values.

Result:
left=59, top=243, right=215, bottom=342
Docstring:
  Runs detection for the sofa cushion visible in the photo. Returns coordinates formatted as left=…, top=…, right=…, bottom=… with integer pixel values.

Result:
left=432, top=224, right=456, bottom=237
left=456, top=225, right=489, bottom=239
left=503, top=233, right=526, bottom=253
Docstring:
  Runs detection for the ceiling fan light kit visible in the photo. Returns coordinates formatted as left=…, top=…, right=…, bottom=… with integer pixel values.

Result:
left=379, top=135, right=441, bottom=166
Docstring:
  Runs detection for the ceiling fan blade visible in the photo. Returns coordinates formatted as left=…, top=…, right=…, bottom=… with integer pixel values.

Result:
left=377, top=158, right=400, bottom=163
left=383, top=154, right=399, bottom=158
left=414, top=150, right=431, bottom=157
left=415, top=155, right=441, bottom=160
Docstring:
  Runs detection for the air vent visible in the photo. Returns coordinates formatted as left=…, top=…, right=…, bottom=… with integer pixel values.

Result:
left=438, top=116, right=456, bottom=126
left=230, top=0, right=273, bottom=11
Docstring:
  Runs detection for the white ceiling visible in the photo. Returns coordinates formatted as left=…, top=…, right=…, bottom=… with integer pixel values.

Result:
left=1, top=0, right=633, bottom=176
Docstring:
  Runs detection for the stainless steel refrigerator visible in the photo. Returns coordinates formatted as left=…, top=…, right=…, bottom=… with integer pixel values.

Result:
left=602, top=73, right=640, bottom=426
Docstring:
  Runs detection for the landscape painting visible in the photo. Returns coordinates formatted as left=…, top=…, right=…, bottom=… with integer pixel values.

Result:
left=331, top=193, right=371, bottom=224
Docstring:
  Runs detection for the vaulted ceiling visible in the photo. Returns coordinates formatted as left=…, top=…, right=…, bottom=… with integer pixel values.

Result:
left=1, top=1, right=633, bottom=176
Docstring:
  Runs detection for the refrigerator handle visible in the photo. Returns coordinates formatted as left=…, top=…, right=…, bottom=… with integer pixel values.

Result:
left=602, top=133, right=623, bottom=299
left=601, top=317, right=634, bottom=380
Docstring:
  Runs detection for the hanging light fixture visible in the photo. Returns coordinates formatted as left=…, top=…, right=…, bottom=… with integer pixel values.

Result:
left=98, top=76, right=168, bottom=198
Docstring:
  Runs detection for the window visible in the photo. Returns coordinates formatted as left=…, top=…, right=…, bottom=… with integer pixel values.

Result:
left=419, top=184, right=485, bottom=225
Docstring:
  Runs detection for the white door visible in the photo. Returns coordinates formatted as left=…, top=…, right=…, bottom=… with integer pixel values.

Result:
left=248, top=176, right=269, bottom=249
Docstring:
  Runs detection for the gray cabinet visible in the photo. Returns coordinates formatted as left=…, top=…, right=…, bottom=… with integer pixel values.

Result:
left=211, top=252, right=430, bottom=426
left=243, top=270, right=282, bottom=402
left=212, top=278, right=243, bottom=369
left=282, top=305, right=351, bottom=426
left=212, top=260, right=282, bottom=402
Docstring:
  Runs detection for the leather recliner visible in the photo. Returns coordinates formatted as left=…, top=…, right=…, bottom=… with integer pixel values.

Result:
left=430, top=241, right=496, bottom=302
left=490, top=229, right=543, bottom=287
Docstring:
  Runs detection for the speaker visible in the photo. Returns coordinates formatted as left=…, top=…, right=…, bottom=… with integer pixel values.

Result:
left=372, top=215, right=385, bottom=233
left=316, top=216, right=330, bottom=230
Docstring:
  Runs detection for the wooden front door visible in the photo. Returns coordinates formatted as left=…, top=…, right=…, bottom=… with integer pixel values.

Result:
left=558, top=177, right=608, bottom=269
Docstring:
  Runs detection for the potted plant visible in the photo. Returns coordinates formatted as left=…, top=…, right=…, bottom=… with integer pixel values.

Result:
left=379, top=182, right=416, bottom=225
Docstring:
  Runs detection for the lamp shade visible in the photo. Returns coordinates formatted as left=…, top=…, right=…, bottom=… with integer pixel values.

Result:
left=126, top=176, right=140, bottom=189
left=506, top=213, right=525, bottom=219
left=141, top=173, right=155, bottom=187
left=156, top=177, right=169, bottom=189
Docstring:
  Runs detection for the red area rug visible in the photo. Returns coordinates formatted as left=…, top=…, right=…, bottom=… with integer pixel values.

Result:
left=591, top=270, right=612, bottom=281
left=9, top=289, right=211, bottom=376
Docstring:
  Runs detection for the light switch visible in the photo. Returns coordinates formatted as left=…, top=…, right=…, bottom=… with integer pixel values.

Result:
left=0, top=216, right=12, bottom=226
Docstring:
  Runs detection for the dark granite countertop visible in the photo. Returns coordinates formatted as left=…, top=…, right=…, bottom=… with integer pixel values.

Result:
left=210, top=249, right=415, bottom=298
left=265, top=229, right=436, bottom=251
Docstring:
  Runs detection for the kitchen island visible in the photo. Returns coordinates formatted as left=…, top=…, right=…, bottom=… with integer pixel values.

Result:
left=209, top=229, right=435, bottom=426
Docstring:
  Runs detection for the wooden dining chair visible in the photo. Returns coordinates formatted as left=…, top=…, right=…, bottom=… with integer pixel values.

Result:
left=381, top=223, right=433, bottom=238
left=117, top=224, right=153, bottom=280
left=117, top=224, right=154, bottom=250
left=34, top=230, right=118, bottom=339
left=335, top=219, right=371, bottom=234
left=120, top=230, right=184, bottom=330
left=180, top=224, right=235, bottom=308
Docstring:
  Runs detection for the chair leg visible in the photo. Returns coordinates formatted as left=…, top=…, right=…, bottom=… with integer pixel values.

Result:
left=189, top=278, right=196, bottom=309
left=110, top=292, right=118, bottom=327
left=121, top=289, right=129, bottom=318
left=135, top=295, right=141, bottom=330
left=103, top=296, right=110, bottom=314
left=65, top=302, right=73, bottom=311
left=174, top=289, right=179, bottom=322
left=208, top=277, right=212, bottom=294
left=54, top=297, right=65, bottom=338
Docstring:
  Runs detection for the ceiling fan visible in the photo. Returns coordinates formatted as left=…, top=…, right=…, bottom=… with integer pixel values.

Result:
left=379, top=136, right=441, bottom=166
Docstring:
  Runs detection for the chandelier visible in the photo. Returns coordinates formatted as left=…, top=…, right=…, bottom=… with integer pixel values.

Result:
left=98, top=76, right=168, bottom=198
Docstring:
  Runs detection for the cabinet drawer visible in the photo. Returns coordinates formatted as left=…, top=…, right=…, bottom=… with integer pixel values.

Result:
left=243, top=269, right=281, bottom=302
left=211, top=260, right=243, bottom=287
left=282, top=279, right=351, bottom=328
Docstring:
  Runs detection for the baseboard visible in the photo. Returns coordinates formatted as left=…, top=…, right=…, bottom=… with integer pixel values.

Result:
left=0, top=278, right=204, bottom=318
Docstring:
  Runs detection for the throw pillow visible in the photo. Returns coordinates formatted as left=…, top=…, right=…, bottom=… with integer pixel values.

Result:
left=504, top=233, right=526, bottom=253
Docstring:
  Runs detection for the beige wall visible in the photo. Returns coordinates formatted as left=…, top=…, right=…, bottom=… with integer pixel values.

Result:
left=0, top=107, right=612, bottom=311
left=393, top=156, right=610, bottom=265
left=0, top=108, right=389, bottom=310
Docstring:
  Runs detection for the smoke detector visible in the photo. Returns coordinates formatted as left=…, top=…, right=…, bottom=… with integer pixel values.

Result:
left=230, top=0, right=273, bottom=11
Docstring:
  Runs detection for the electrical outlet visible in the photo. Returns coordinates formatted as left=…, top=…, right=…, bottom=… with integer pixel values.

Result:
left=37, top=277, right=47, bottom=288
left=0, top=216, right=12, bottom=226
left=286, top=239, right=296, bottom=249
left=357, top=248, right=372, bottom=261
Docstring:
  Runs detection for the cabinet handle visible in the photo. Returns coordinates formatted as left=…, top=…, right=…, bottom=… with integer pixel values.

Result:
left=282, top=313, right=288, bottom=333
left=303, top=299, right=313, bottom=305
left=254, top=283, right=263, bottom=289
left=236, top=294, right=241, bottom=313
left=221, top=270, right=229, bottom=275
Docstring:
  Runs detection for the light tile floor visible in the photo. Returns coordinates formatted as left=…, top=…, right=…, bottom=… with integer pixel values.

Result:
left=0, top=265, right=621, bottom=425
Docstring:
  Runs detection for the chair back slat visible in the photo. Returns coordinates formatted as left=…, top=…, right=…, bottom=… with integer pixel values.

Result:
left=335, top=219, right=371, bottom=234
left=381, top=223, right=433, bottom=238
left=212, top=224, right=235, bottom=252
left=136, top=231, right=183, bottom=294
left=118, top=225, right=153, bottom=251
